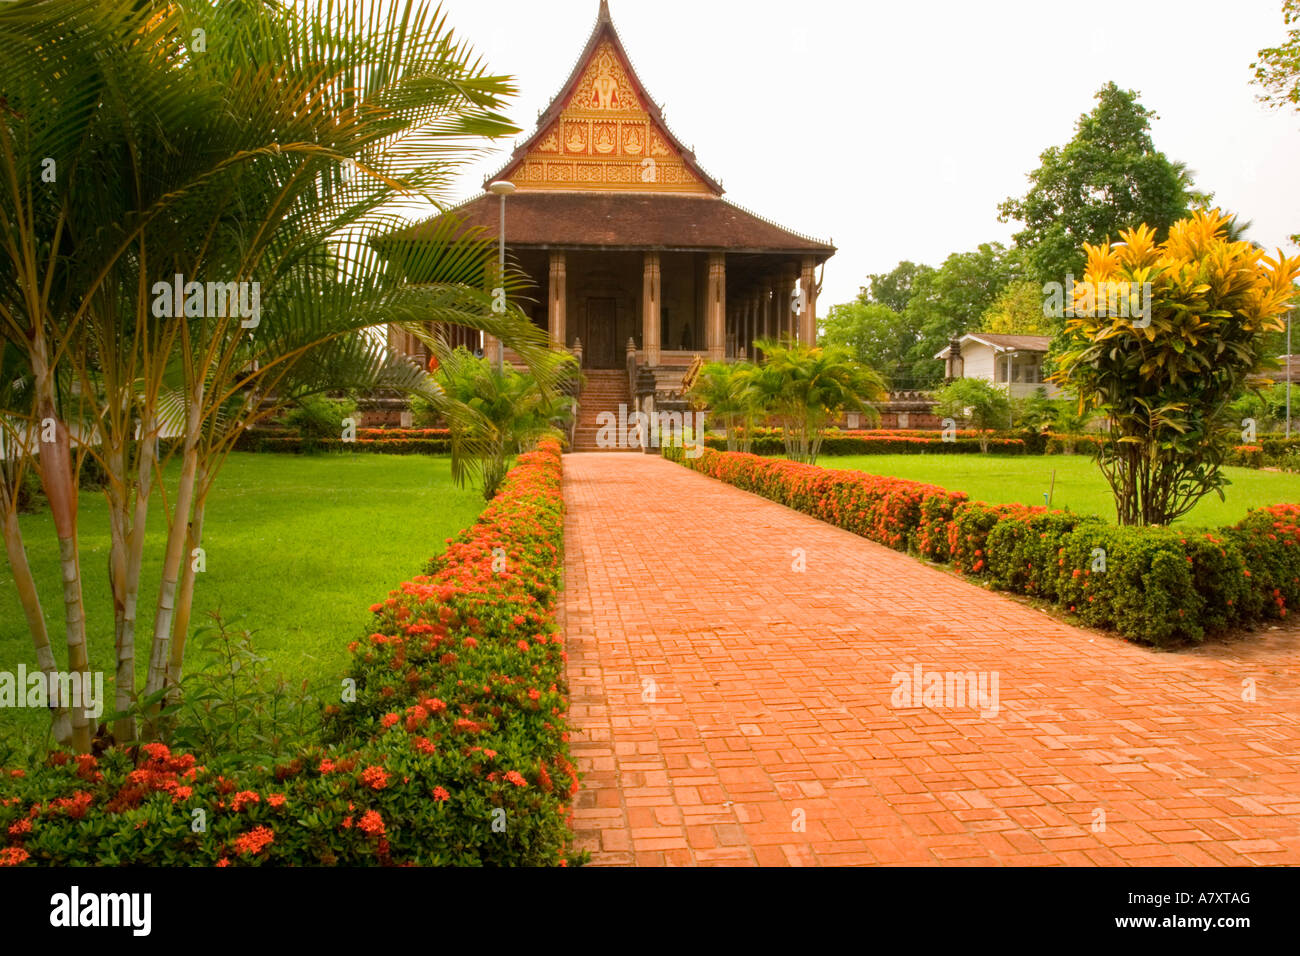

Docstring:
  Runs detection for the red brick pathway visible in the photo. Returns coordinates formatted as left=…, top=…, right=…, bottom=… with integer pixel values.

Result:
left=561, top=452, right=1300, bottom=866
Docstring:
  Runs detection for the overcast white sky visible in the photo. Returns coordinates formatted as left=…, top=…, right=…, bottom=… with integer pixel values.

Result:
left=426, top=0, right=1300, bottom=309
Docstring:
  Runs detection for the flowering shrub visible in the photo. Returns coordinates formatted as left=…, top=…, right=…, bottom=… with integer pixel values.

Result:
left=0, top=441, right=579, bottom=866
left=682, top=449, right=1300, bottom=647
left=1225, top=504, right=1300, bottom=620
left=915, top=491, right=969, bottom=562
left=947, top=501, right=1026, bottom=575
left=684, top=449, right=965, bottom=554
left=1228, top=445, right=1265, bottom=468
left=358, top=428, right=451, bottom=440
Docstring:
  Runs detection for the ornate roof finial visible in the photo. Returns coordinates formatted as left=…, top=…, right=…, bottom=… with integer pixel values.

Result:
left=598, top=0, right=611, bottom=23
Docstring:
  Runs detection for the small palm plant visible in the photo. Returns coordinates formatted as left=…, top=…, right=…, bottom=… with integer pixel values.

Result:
left=438, top=348, right=575, bottom=499
left=685, top=361, right=762, bottom=452
left=751, top=340, right=888, bottom=465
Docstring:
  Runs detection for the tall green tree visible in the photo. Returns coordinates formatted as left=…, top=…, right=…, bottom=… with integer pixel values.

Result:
left=1252, top=0, right=1300, bottom=112
left=979, top=280, right=1055, bottom=336
left=998, top=82, right=1210, bottom=288
left=901, top=243, right=1022, bottom=387
left=1252, top=0, right=1300, bottom=244
left=860, top=261, right=935, bottom=313
left=819, top=302, right=914, bottom=388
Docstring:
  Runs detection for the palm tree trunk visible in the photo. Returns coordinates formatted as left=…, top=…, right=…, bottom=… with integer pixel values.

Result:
left=31, top=342, right=92, bottom=752
left=0, top=478, right=72, bottom=744
left=146, top=385, right=202, bottom=700
left=106, top=439, right=131, bottom=742
left=115, top=418, right=156, bottom=743
left=165, top=464, right=207, bottom=700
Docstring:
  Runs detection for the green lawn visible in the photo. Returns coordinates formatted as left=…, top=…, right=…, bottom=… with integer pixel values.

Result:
left=1, top=453, right=484, bottom=746
left=821, top=454, right=1300, bottom=527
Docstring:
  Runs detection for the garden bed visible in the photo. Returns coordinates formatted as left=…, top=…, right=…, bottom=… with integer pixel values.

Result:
left=0, top=441, right=578, bottom=866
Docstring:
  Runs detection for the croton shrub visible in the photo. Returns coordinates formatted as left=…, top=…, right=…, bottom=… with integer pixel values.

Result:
left=683, top=449, right=1300, bottom=646
left=0, top=441, right=579, bottom=867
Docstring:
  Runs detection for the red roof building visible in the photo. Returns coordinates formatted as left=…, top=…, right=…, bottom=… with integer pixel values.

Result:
left=385, top=0, right=834, bottom=371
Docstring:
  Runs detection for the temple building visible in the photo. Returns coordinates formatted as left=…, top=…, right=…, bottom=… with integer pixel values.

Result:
left=384, top=1, right=835, bottom=447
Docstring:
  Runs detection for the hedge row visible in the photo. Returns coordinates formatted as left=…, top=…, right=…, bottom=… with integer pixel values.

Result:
left=240, top=435, right=452, bottom=455
left=0, top=441, right=578, bottom=866
left=737, top=427, right=978, bottom=440
left=681, top=449, right=1300, bottom=646
left=705, top=434, right=1031, bottom=456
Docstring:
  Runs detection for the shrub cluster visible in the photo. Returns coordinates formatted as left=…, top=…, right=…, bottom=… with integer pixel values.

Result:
left=683, top=449, right=1300, bottom=646
left=1044, top=433, right=1105, bottom=455
left=1229, top=444, right=1265, bottom=468
left=0, top=441, right=578, bottom=866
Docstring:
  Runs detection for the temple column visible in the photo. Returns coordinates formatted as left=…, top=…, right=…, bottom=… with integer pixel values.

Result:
left=748, top=293, right=759, bottom=356
left=549, top=251, right=567, bottom=348
left=642, top=251, right=661, bottom=366
left=706, top=252, right=726, bottom=360
left=776, top=265, right=797, bottom=342
left=799, top=257, right=818, bottom=346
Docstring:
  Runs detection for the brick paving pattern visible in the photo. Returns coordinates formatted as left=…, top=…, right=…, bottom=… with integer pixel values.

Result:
left=561, top=452, right=1300, bottom=866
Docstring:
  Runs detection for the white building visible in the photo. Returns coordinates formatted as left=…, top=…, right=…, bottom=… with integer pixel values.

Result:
left=934, top=333, right=1063, bottom=399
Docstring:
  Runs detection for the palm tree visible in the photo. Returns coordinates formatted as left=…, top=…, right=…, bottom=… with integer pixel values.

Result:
left=0, top=0, right=557, bottom=748
left=751, top=341, right=888, bottom=465
left=437, top=348, right=576, bottom=499
left=685, top=361, right=762, bottom=452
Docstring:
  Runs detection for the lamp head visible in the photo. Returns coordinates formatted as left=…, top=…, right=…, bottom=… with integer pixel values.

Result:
left=488, top=181, right=517, bottom=197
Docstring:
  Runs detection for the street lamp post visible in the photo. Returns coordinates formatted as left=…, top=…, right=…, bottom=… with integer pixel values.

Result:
left=487, top=180, right=516, bottom=373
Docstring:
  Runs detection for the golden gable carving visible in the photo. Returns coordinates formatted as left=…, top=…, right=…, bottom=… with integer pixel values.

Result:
left=504, top=38, right=710, bottom=193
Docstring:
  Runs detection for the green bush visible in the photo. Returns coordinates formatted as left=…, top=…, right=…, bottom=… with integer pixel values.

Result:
left=409, top=394, right=442, bottom=429
left=946, top=501, right=1025, bottom=575
left=284, top=395, right=359, bottom=446
left=985, top=510, right=1105, bottom=602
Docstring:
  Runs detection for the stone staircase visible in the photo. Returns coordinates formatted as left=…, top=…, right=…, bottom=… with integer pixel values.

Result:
left=572, top=369, right=633, bottom=452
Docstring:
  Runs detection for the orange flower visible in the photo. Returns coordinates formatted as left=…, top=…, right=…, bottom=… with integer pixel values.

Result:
left=232, top=826, right=274, bottom=856
left=360, top=766, right=389, bottom=790
left=358, top=810, right=386, bottom=836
